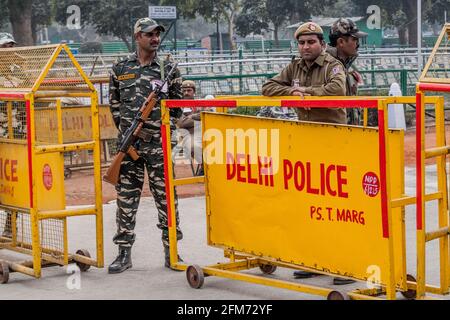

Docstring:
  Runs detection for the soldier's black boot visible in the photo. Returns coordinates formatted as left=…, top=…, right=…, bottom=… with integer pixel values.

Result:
left=108, top=246, right=132, bottom=274
left=164, top=245, right=183, bottom=271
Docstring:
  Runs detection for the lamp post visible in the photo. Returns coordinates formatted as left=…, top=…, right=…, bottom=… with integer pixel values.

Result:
left=417, top=0, right=422, bottom=77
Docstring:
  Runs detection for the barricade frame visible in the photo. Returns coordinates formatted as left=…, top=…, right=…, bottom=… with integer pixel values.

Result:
left=415, top=83, right=450, bottom=299
left=160, top=95, right=449, bottom=300
left=0, top=44, right=104, bottom=283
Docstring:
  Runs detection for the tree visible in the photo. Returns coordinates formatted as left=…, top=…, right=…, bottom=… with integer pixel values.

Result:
left=54, top=0, right=156, bottom=52
left=7, top=0, right=34, bottom=46
left=353, top=0, right=450, bottom=46
left=423, top=0, right=450, bottom=30
left=235, top=0, right=288, bottom=46
left=163, top=0, right=243, bottom=50
left=31, top=0, right=53, bottom=44
left=0, top=0, right=9, bottom=29
left=0, top=0, right=53, bottom=46
left=235, top=0, right=337, bottom=47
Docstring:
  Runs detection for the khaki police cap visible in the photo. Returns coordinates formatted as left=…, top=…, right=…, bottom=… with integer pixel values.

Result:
left=294, top=22, right=324, bottom=39
left=181, top=80, right=196, bottom=90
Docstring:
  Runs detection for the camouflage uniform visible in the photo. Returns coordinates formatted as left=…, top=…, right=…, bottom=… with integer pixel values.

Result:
left=109, top=53, right=183, bottom=248
left=327, top=18, right=370, bottom=126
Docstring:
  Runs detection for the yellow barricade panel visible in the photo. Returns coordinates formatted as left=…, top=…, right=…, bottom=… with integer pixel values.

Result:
left=203, top=113, right=405, bottom=287
left=0, top=143, right=64, bottom=210
left=35, top=105, right=117, bottom=143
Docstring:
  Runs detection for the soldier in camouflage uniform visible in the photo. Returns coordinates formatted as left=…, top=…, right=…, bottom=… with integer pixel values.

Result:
left=108, top=18, right=184, bottom=274
left=327, top=18, right=368, bottom=125
left=0, top=32, right=17, bottom=239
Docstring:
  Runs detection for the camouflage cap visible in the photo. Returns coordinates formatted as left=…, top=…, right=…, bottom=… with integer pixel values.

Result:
left=330, top=18, right=368, bottom=39
left=181, top=80, right=196, bottom=90
left=0, top=33, right=16, bottom=45
left=294, top=22, right=324, bottom=39
left=134, top=18, right=165, bottom=34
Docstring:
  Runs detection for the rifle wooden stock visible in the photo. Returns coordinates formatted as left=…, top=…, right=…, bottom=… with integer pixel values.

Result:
left=103, top=146, right=139, bottom=186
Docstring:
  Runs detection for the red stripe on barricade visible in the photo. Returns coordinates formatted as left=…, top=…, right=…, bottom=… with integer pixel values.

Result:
left=281, top=99, right=378, bottom=108
left=26, top=100, right=34, bottom=209
left=165, top=100, right=237, bottom=108
left=161, top=124, right=173, bottom=228
left=0, top=93, right=25, bottom=99
left=378, top=108, right=390, bottom=238
left=416, top=92, right=423, bottom=230
left=418, top=83, right=450, bottom=93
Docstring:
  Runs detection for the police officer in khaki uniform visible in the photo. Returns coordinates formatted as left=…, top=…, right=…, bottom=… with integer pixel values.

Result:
left=263, top=22, right=354, bottom=285
left=327, top=18, right=368, bottom=125
left=262, top=22, right=347, bottom=124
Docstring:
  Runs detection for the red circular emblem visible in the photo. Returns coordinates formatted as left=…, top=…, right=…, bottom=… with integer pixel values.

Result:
left=362, top=172, right=380, bottom=197
left=43, top=164, right=53, bottom=191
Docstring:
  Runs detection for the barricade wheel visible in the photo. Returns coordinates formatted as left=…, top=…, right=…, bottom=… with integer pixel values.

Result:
left=401, top=274, right=417, bottom=300
left=75, top=249, right=91, bottom=272
left=259, top=264, right=277, bottom=275
left=0, top=262, right=9, bottom=284
left=186, top=265, right=204, bottom=289
left=327, top=290, right=350, bottom=300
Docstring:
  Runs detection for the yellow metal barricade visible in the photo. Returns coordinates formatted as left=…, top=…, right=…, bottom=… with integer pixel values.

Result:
left=159, top=95, right=450, bottom=300
left=413, top=23, right=450, bottom=299
left=0, top=44, right=103, bottom=283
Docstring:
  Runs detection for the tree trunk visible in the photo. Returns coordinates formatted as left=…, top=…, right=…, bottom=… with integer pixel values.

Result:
left=405, top=0, right=418, bottom=47
left=274, top=24, right=279, bottom=48
left=227, top=13, right=236, bottom=51
left=8, top=0, right=34, bottom=46
left=120, top=34, right=132, bottom=52
left=31, top=20, right=37, bottom=45
left=398, top=27, right=408, bottom=45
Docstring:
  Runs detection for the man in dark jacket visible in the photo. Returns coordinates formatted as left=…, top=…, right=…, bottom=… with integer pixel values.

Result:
left=326, top=18, right=368, bottom=125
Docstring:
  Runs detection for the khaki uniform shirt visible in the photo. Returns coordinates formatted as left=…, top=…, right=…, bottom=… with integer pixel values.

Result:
left=262, top=51, right=347, bottom=124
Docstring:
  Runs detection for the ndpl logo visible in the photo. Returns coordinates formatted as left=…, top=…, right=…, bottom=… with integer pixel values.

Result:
left=42, top=164, right=53, bottom=191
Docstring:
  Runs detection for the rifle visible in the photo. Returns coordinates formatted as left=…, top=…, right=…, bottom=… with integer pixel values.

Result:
left=103, top=63, right=178, bottom=186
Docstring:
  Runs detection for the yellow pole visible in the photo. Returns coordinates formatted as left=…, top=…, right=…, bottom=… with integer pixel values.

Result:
left=416, top=89, right=426, bottom=298
left=63, top=218, right=69, bottom=265
left=363, top=108, right=368, bottom=127
left=91, top=92, right=104, bottom=267
left=56, top=99, right=63, bottom=144
left=161, top=100, right=181, bottom=269
left=379, top=100, right=396, bottom=300
left=7, top=101, right=13, bottom=138
left=435, top=96, right=449, bottom=293
left=27, top=94, right=42, bottom=278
